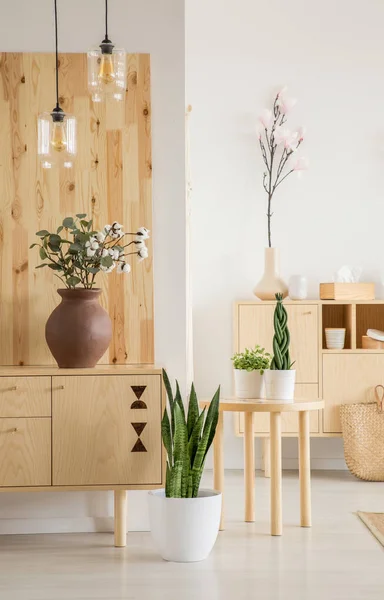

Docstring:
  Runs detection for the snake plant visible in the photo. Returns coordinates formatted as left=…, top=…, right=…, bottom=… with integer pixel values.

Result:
left=270, top=293, right=294, bottom=370
left=161, top=369, right=220, bottom=498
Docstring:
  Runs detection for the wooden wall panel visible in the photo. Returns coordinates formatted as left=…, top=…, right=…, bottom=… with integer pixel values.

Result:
left=0, top=52, right=153, bottom=366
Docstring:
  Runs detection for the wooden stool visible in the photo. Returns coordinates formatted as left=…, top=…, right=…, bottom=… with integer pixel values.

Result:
left=200, top=397, right=324, bottom=536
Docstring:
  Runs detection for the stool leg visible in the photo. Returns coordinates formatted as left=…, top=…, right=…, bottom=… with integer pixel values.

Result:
left=214, top=411, right=225, bottom=530
left=262, top=437, right=271, bottom=478
left=299, top=410, right=311, bottom=527
left=244, top=412, right=255, bottom=522
left=114, top=490, right=127, bottom=547
left=270, top=412, right=282, bottom=536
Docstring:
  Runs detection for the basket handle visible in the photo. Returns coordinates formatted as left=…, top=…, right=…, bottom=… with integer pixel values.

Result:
left=374, top=385, right=384, bottom=413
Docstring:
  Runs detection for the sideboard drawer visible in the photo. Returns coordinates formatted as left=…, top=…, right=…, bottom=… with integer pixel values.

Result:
left=0, top=377, right=51, bottom=417
left=0, top=418, right=51, bottom=487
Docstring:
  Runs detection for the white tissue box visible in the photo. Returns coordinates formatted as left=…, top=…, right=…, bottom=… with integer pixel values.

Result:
left=320, top=282, right=375, bottom=300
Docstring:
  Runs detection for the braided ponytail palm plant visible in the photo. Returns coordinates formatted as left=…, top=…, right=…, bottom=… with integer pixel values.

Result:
left=265, top=293, right=296, bottom=401
left=271, top=293, right=294, bottom=370
left=161, top=369, right=220, bottom=498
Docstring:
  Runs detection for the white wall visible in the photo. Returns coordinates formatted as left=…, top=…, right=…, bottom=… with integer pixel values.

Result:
left=186, top=0, right=384, bottom=469
left=0, top=0, right=185, bottom=534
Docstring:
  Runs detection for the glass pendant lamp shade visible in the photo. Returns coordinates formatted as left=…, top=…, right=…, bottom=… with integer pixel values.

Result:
left=88, top=46, right=126, bottom=102
left=37, top=0, right=77, bottom=169
left=38, top=110, right=77, bottom=169
left=88, top=1, right=126, bottom=103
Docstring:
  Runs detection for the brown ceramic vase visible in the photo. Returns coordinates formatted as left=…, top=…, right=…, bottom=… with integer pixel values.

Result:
left=45, top=288, right=112, bottom=368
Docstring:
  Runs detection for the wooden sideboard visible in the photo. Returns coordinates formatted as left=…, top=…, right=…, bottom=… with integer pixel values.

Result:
left=234, top=300, right=384, bottom=439
left=0, top=365, right=164, bottom=546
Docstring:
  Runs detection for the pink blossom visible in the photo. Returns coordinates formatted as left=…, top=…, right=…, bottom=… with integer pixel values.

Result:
left=277, top=95, right=297, bottom=114
left=259, top=109, right=273, bottom=129
left=274, top=127, right=298, bottom=150
left=297, top=126, right=306, bottom=142
left=276, top=85, right=288, bottom=98
left=293, top=157, right=309, bottom=171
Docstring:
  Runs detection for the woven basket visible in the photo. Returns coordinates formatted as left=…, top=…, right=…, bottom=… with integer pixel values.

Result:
left=340, top=385, right=384, bottom=481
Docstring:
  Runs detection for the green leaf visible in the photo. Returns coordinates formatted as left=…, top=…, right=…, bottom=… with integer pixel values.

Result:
left=69, top=243, right=83, bottom=254
left=173, top=403, right=189, bottom=498
left=36, top=230, right=49, bottom=237
left=187, top=382, right=199, bottom=439
left=188, top=408, right=205, bottom=466
left=174, top=380, right=185, bottom=422
left=80, top=220, right=89, bottom=228
left=48, top=244, right=60, bottom=254
left=162, top=369, right=175, bottom=436
left=29, top=243, right=39, bottom=249
left=49, top=234, right=61, bottom=246
left=76, top=213, right=87, bottom=219
left=57, top=226, right=64, bottom=234
left=87, top=220, right=93, bottom=230
left=101, top=255, right=113, bottom=268
left=39, top=247, right=47, bottom=260
left=35, top=263, right=49, bottom=269
left=87, top=267, right=100, bottom=274
left=67, top=276, right=81, bottom=287
left=205, top=386, right=221, bottom=455
left=161, top=408, right=173, bottom=467
left=76, top=232, right=87, bottom=243
left=63, top=217, right=74, bottom=228
left=48, top=263, right=63, bottom=271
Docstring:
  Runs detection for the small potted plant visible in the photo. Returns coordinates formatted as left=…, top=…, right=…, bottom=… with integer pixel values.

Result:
left=264, top=293, right=296, bottom=402
left=30, top=215, right=149, bottom=368
left=148, top=370, right=221, bottom=563
left=231, top=346, right=271, bottom=399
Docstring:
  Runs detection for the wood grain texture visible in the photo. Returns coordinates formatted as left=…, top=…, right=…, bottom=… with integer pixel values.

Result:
left=323, top=353, right=384, bottom=433
left=0, top=376, right=51, bottom=417
left=0, top=52, right=153, bottom=366
left=0, top=417, right=51, bottom=486
left=52, top=374, right=162, bottom=486
left=356, top=304, right=384, bottom=349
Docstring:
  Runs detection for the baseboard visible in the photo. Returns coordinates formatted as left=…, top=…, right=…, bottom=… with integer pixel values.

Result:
left=0, top=517, right=115, bottom=535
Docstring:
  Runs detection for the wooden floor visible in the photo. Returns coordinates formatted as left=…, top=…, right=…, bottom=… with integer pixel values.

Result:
left=0, top=470, right=383, bottom=599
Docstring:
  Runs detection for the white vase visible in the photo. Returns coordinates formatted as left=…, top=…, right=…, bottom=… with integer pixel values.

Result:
left=148, top=489, right=222, bottom=562
left=234, top=369, right=265, bottom=399
left=289, top=275, right=308, bottom=300
left=264, top=369, right=296, bottom=403
left=253, top=248, right=288, bottom=301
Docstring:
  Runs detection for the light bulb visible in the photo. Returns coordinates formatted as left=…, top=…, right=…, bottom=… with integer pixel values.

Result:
left=99, top=54, right=115, bottom=84
left=50, top=121, right=67, bottom=152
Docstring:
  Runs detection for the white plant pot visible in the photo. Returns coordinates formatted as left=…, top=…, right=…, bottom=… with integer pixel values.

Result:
left=325, top=328, right=346, bottom=349
left=264, top=369, right=296, bottom=403
left=234, top=369, right=265, bottom=399
left=148, top=489, right=222, bottom=562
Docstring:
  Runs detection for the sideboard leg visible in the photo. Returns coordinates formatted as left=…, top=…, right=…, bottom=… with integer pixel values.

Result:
left=214, top=411, right=225, bottom=530
left=270, top=412, right=282, bottom=536
left=299, top=411, right=312, bottom=527
left=262, top=437, right=271, bottom=478
left=114, top=490, right=127, bottom=547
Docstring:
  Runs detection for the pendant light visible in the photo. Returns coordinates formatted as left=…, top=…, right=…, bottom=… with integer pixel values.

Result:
left=37, top=0, right=77, bottom=169
left=87, top=0, right=126, bottom=103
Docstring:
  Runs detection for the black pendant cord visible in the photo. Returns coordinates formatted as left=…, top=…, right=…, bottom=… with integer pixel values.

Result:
left=105, top=0, right=108, bottom=41
left=101, top=0, right=112, bottom=46
left=54, top=0, right=60, bottom=111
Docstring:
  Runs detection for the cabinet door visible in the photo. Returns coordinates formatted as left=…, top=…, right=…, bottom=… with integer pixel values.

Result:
left=238, top=384, right=319, bottom=435
left=0, top=418, right=51, bottom=487
left=323, top=354, right=384, bottom=433
left=52, top=375, right=162, bottom=486
left=237, top=304, right=318, bottom=383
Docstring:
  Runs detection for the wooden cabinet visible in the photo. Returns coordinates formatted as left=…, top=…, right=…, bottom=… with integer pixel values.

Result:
left=323, top=354, right=384, bottom=433
left=237, top=304, right=318, bottom=383
left=0, top=418, right=51, bottom=487
left=52, top=374, right=162, bottom=486
left=239, top=384, right=319, bottom=435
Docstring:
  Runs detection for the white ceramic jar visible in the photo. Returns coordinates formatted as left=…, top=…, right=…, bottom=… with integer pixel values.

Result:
left=288, top=275, right=308, bottom=300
